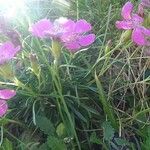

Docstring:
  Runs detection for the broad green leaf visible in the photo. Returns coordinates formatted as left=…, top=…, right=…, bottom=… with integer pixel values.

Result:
left=114, top=138, right=130, bottom=146
left=102, top=121, right=115, bottom=141
left=56, top=123, right=66, bottom=137
left=36, top=115, right=55, bottom=135
left=47, top=136, right=67, bottom=150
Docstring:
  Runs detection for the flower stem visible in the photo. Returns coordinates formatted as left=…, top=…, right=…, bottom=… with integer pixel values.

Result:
left=51, top=65, right=81, bottom=150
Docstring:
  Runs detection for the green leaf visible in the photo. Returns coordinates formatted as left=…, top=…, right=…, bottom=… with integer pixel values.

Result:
left=47, top=136, right=67, bottom=150
left=56, top=123, right=66, bottom=137
left=36, top=115, right=55, bottom=135
left=114, top=138, right=130, bottom=146
left=102, top=121, right=115, bottom=141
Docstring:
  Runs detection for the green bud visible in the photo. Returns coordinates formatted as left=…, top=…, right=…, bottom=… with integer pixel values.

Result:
left=51, top=40, right=61, bottom=61
left=120, top=30, right=132, bottom=43
left=0, top=63, right=15, bottom=80
left=105, top=40, right=112, bottom=55
left=29, top=53, right=40, bottom=76
left=143, top=13, right=150, bottom=27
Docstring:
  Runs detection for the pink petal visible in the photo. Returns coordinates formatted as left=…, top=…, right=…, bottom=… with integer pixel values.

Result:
left=46, top=17, right=70, bottom=37
left=132, top=28, right=145, bottom=45
left=0, top=41, right=21, bottom=64
left=0, top=100, right=8, bottom=117
left=63, top=20, right=76, bottom=33
left=54, top=17, right=69, bottom=25
left=141, top=27, right=150, bottom=36
left=78, top=34, right=95, bottom=46
left=132, top=14, right=143, bottom=25
left=65, top=42, right=81, bottom=51
left=29, top=19, right=52, bottom=38
left=0, top=89, right=16, bottom=100
left=142, top=28, right=150, bottom=46
left=61, top=32, right=74, bottom=43
left=116, top=21, right=133, bottom=29
left=75, top=19, right=92, bottom=33
left=121, top=2, right=133, bottom=20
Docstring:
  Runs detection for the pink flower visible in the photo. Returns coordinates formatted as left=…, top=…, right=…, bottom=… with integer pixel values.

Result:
left=29, top=18, right=95, bottom=52
left=0, top=89, right=16, bottom=117
left=116, top=1, right=150, bottom=46
left=29, top=17, right=69, bottom=39
left=60, top=19, right=95, bottom=52
left=0, top=41, right=21, bottom=65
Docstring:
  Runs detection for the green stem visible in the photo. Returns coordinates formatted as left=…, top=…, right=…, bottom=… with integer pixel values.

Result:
left=51, top=65, right=81, bottom=150
left=0, top=126, right=3, bottom=146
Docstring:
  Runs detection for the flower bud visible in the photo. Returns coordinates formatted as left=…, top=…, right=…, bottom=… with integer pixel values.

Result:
left=120, top=30, right=132, bottom=43
left=138, top=4, right=144, bottom=18
left=51, top=39, right=61, bottom=61
left=144, top=13, right=150, bottom=27
left=105, top=40, right=112, bottom=55
left=29, top=53, right=40, bottom=76
left=0, top=63, right=15, bottom=80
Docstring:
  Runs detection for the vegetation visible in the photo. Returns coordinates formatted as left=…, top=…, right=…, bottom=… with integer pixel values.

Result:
left=0, top=0, right=150, bottom=149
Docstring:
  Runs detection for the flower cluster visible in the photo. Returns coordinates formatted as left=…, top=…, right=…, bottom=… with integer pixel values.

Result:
left=116, top=1, right=150, bottom=46
left=29, top=18, right=95, bottom=52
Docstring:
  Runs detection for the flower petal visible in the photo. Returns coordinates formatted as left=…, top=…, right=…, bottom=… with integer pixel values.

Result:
left=0, top=89, right=16, bottom=100
left=0, top=41, right=21, bottom=64
left=63, top=20, right=76, bottom=32
left=116, top=21, right=133, bottom=29
left=46, top=18, right=71, bottom=38
left=54, top=17, right=69, bottom=25
left=65, top=42, right=81, bottom=51
left=132, top=14, right=143, bottom=25
left=141, top=27, right=150, bottom=46
left=60, top=32, right=74, bottom=43
left=132, top=28, right=145, bottom=45
left=29, top=19, right=52, bottom=38
left=75, top=19, right=92, bottom=33
left=141, top=27, right=150, bottom=36
left=121, top=1, right=133, bottom=20
left=78, top=34, right=95, bottom=46
left=0, top=100, right=8, bottom=117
